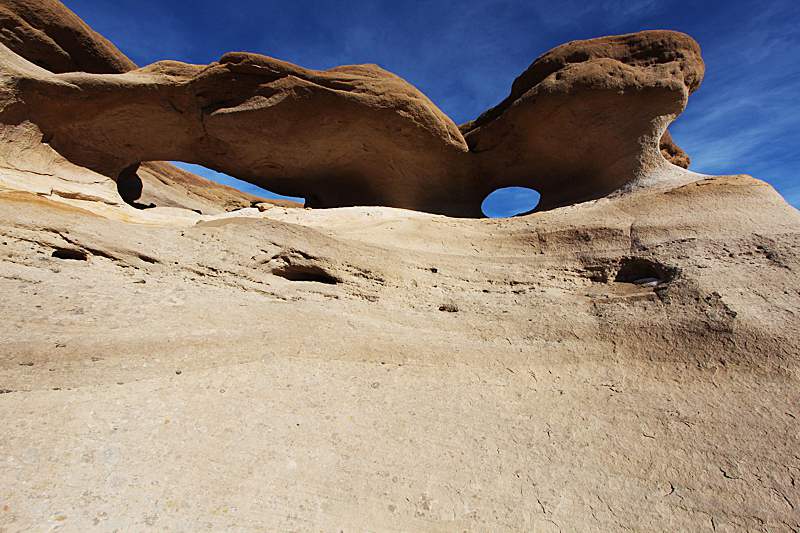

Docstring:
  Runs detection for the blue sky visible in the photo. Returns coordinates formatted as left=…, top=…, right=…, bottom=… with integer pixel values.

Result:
left=62, top=0, right=800, bottom=216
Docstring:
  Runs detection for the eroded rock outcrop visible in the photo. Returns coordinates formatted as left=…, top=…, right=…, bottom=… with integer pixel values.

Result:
left=0, top=0, right=283, bottom=214
left=659, top=128, right=691, bottom=168
left=0, top=0, right=136, bottom=74
left=1, top=2, right=799, bottom=531
left=0, top=46, right=473, bottom=214
left=461, top=31, right=704, bottom=210
left=0, top=5, right=703, bottom=217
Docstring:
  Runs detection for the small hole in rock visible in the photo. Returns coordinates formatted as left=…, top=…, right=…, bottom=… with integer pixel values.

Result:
left=116, top=163, right=155, bottom=210
left=615, top=258, right=675, bottom=286
left=51, top=248, right=88, bottom=260
left=271, top=265, right=339, bottom=284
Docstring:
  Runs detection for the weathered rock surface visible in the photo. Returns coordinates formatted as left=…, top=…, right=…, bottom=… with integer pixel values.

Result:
left=0, top=45, right=471, bottom=214
left=659, top=128, right=691, bottom=168
left=1, top=2, right=799, bottom=532
left=0, top=171, right=799, bottom=532
left=0, top=0, right=279, bottom=214
left=0, top=119, right=295, bottom=217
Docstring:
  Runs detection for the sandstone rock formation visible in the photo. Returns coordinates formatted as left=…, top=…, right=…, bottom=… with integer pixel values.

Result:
left=0, top=11, right=701, bottom=216
left=1, top=171, right=799, bottom=532
left=0, top=0, right=283, bottom=214
left=0, top=117, right=294, bottom=216
left=0, top=0, right=136, bottom=74
left=1, top=2, right=799, bottom=532
left=0, top=45, right=472, bottom=213
left=461, top=31, right=704, bottom=210
left=659, top=128, right=691, bottom=168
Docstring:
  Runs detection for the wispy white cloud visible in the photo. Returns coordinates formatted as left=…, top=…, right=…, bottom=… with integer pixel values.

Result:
left=532, top=0, right=661, bottom=32
left=669, top=0, right=800, bottom=207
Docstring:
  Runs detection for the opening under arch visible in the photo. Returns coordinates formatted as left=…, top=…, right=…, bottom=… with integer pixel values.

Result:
left=170, top=162, right=304, bottom=205
left=481, top=187, right=541, bottom=218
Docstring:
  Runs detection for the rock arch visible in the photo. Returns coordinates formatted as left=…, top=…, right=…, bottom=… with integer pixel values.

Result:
left=0, top=22, right=704, bottom=217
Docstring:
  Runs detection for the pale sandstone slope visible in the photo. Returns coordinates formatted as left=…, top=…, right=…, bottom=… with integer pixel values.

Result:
left=0, top=172, right=798, bottom=532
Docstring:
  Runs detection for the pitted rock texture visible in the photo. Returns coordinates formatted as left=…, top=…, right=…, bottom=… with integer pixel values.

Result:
left=659, top=129, right=691, bottom=168
left=1, top=20, right=701, bottom=216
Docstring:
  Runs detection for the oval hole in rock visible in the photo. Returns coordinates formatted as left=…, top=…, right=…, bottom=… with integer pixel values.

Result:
left=481, top=187, right=541, bottom=218
left=615, top=258, right=676, bottom=286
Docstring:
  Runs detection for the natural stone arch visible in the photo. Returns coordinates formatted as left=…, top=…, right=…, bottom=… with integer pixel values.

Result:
left=0, top=28, right=703, bottom=217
